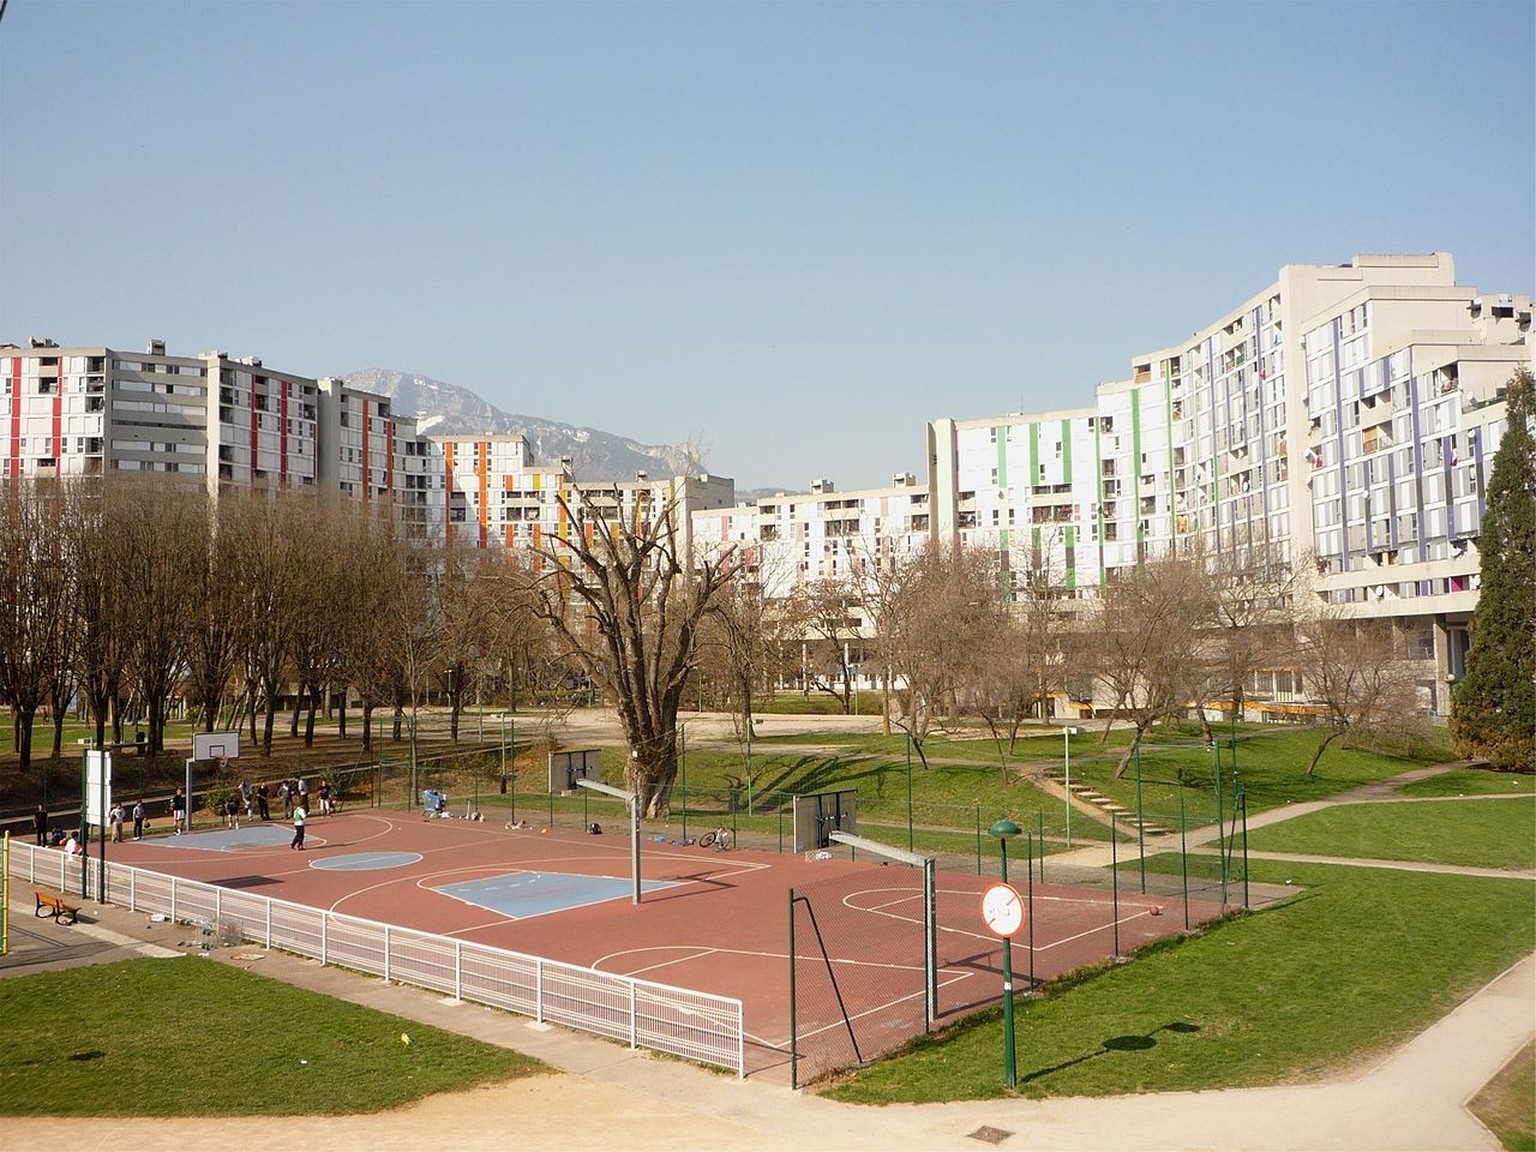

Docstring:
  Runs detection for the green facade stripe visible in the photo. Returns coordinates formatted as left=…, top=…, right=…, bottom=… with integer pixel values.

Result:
left=1132, top=389, right=1144, bottom=543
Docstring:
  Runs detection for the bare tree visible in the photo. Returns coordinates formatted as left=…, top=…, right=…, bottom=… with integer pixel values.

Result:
left=1296, top=613, right=1423, bottom=775
left=225, top=491, right=306, bottom=755
left=342, top=510, right=416, bottom=751
left=868, top=544, right=1005, bottom=767
left=1091, top=553, right=1220, bottom=777
left=185, top=494, right=247, bottom=733
left=1197, top=537, right=1301, bottom=730
left=68, top=481, right=135, bottom=750
left=792, top=577, right=866, bottom=713
left=120, top=482, right=204, bottom=754
left=287, top=498, right=356, bottom=747
left=701, top=539, right=806, bottom=731
left=436, top=539, right=500, bottom=741
left=0, top=480, right=76, bottom=770
left=532, top=477, right=737, bottom=818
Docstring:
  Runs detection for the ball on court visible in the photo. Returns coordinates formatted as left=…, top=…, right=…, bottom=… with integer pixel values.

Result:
left=540, top=827, right=548, bottom=834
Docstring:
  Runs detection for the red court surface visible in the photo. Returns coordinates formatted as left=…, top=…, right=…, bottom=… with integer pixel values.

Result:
left=107, top=810, right=1222, bottom=1078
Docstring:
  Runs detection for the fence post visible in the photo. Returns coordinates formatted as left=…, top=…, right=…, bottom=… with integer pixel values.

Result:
left=455, top=940, right=463, bottom=1001
left=788, top=888, right=798, bottom=1090
left=628, top=981, right=638, bottom=1050
left=1110, top=812, right=1120, bottom=957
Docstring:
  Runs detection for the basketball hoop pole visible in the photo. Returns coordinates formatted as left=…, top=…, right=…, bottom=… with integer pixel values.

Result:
left=576, top=779, right=641, bottom=904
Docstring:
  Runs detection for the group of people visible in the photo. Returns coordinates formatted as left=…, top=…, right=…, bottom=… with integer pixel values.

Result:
left=34, top=799, right=147, bottom=849
left=29, top=776, right=335, bottom=849
left=275, top=778, right=332, bottom=818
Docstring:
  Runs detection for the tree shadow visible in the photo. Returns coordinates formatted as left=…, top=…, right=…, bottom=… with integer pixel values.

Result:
left=1019, top=1021, right=1201, bottom=1084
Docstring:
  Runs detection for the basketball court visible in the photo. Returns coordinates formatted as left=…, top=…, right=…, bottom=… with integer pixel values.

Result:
left=103, top=808, right=1222, bottom=1077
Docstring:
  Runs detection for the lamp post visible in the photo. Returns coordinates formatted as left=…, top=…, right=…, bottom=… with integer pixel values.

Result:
left=988, top=818, right=1023, bottom=1089
left=1062, top=726, right=1081, bottom=847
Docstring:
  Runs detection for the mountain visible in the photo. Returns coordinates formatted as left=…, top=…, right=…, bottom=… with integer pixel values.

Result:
left=342, top=369, right=704, bottom=483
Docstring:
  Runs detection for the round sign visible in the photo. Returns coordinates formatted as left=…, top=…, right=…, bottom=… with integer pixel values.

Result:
left=981, top=882, right=1024, bottom=938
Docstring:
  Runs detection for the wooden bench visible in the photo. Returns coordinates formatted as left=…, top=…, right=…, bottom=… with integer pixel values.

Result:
left=35, top=891, right=79, bottom=925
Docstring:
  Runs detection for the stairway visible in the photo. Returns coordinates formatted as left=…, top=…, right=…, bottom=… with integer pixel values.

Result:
left=1044, top=770, right=1173, bottom=838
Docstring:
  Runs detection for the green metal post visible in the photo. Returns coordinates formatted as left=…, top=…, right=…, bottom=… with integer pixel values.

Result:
left=975, top=808, right=982, bottom=875
left=788, top=888, right=798, bottom=1090
left=1000, top=834, right=1016, bottom=1089
left=1135, top=739, right=1145, bottom=894
left=1038, top=810, right=1046, bottom=882
left=990, top=818, right=1022, bottom=1091
left=906, top=731, right=914, bottom=854
left=1180, top=796, right=1190, bottom=931
left=1025, top=832, right=1035, bottom=989
left=1110, top=812, right=1119, bottom=957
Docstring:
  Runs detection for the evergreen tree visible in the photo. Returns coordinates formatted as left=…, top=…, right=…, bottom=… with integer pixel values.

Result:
left=1452, top=367, right=1536, bottom=768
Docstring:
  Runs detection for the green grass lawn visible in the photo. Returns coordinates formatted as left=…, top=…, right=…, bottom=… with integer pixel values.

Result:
left=0, top=958, right=542, bottom=1115
left=1244, top=797, right=1536, bottom=871
left=824, top=860, right=1534, bottom=1103
left=827, top=790, right=1533, bottom=1104
left=1400, top=769, right=1536, bottom=798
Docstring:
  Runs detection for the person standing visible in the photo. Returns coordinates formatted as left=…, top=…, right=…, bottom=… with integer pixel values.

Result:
left=279, top=780, right=292, bottom=818
left=256, top=783, right=271, bottom=821
left=132, top=798, right=145, bottom=840
left=34, top=802, right=48, bottom=847
left=110, top=802, right=126, bottom=843
left=318, top=779, right=332, bottom=816
left=171, top=787, right=187, bottom=835
left=240, top=779, right=254, bottom=819
left=225, top=793, right=241, bottom=830
left=290, top=802, right=307, bottom=851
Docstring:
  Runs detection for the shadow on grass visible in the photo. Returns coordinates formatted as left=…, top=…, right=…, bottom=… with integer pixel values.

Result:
left=1019, top=1021, right=1201, bottom=1084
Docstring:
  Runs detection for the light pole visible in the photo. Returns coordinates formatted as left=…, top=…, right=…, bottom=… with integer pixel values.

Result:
left=1062, top=726, right=1081, bottom=847
left=988, top=818, right=1023, bottom=1089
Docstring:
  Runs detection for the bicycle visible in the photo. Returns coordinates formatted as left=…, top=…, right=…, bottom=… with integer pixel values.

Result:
left=697, top=825, right=733, bottom=850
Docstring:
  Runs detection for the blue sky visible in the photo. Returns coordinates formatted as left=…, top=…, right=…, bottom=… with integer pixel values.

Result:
left=2, top=1, right=1531, bottom=491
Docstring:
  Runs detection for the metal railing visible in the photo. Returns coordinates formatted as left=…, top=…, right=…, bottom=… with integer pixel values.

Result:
left=9, top=839, right=744, bottom=1077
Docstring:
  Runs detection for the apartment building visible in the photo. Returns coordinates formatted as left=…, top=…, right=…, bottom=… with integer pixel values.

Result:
left=429, top=431, right=737, bottom=566
left=7, top=252, right=1527, bottom=716
left=3, top=338, right=216, bottom=483
left=691, top=475, right=933, bottom=689
left=0, top=339, right=326, bottom=493
left=929, top=253, right=1533, bottom=711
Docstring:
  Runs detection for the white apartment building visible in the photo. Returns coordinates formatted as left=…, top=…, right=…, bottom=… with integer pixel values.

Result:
left=3, top=338, right=216, bottom=483
left=1, top=339, right=325, bottom=493
left=930, top=253, right=1532, bottom=712
left=691, top=475, right=933, bottom=689
left=694, top=474, right=932, bottom=601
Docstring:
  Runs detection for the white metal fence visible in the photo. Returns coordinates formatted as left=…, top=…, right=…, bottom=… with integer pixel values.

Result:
left=10, top=840, right=744, bottom=1077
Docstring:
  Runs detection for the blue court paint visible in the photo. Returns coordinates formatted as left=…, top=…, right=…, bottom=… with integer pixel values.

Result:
left=312, top=852, right=423, bottom=871
left=158, top=825, right=293, bottom=851
left=434, top=871, right=678, bottom=919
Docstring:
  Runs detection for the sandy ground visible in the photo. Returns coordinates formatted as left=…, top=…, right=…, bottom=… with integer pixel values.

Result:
left=6, top=1076, right=772, bottom=1152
